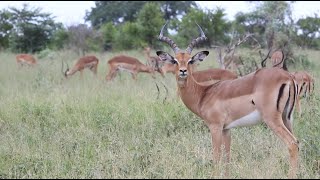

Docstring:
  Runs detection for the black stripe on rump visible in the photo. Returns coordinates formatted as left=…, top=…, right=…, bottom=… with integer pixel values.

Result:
left=277, top=84, right=286, bottom=111
left=288, top=81, right=297, bottom=120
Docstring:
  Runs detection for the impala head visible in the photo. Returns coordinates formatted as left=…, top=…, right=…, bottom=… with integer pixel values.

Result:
left=156, top=22, right=209, bottom=85
left=61, top=60, right=70, bottom=78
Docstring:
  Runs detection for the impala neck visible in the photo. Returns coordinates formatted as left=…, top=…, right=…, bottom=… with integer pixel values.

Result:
left=176, top=72, right=207, bottom=116
left=140, top=64, right=153, bottom=73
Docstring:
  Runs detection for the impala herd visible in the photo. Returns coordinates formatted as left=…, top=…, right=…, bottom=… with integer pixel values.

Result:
left=14, top=21, right=316, bottom=179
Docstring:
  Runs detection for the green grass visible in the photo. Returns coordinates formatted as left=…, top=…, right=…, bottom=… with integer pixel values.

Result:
left=0, top=49, right=319, bottom=178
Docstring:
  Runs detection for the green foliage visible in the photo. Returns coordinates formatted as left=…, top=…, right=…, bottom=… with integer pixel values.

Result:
left=85, top=1, right=197, bottom=28
left=233, top=1, right=295, bottom=49
left=85, top=1, right=147, bottom=28
left=105, top=2, right=165, bottom=51
left=158, top=1, right=198, bottom=20
left=0, top=9, right=13, bottom=49
left=295, top=15, right=320, bottom=48
left=174, top=8, right=230, bottom=48
left=112, top=22, right=142, bottom=50
left=100, top=22, right=117, bottom=51
left=7, top=3, right=61, bottom=53
left=48, top=28, right=69, bottom=50
left=136, top=2, right=165, bottom=48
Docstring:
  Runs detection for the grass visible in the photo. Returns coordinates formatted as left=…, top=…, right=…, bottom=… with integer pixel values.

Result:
left=0, top=48, right=319, bottom=178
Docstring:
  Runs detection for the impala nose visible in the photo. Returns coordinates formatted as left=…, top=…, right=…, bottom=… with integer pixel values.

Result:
left=179, top=69, right=187, bottom=77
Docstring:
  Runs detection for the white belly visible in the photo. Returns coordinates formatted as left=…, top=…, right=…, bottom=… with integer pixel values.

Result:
left=224, top=110, right=262, bottom=130
left=118, top=67, right=134, bottom=73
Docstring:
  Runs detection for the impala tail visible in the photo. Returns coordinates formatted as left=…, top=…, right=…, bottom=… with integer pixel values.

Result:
left=280, top=78, right=297, bottom=122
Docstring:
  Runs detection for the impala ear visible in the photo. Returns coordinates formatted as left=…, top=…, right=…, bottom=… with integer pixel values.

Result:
left=156, top=51, right=177, bottom=64
left=188, top=51, right=209, bottom=64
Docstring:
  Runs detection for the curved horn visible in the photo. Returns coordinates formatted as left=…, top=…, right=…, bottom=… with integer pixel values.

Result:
left=272, top=49, right=287, bottom=70
left=185, top=23, right=207, bottom=54
left=158, top=21, right=180, bottom=54
left=260, top=48, right=271, bottom=68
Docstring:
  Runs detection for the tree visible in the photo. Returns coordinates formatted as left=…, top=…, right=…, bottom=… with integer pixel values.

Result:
left=136, top=2, right=165, bottom=48
left=159, top=1, right=198, bottom=20
left=0, top=9, right=13, bottom=49
left=174, top=7, right=230, bottom=48
left=66, top=24, right=103, bottom=55
left=85, top=1, right=147, bottom=28
left=233, top=1, right=295, bottom=49
left=48, top=27, right=69, bottom=50
left=7, top=3, right=61, bottom=53
left=295, top=15, right=320, bottom=48
left=85, top=1, right=197, bottom=28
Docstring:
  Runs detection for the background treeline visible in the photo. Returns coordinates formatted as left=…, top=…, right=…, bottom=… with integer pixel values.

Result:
left=0, top=1, right=320, bottom=55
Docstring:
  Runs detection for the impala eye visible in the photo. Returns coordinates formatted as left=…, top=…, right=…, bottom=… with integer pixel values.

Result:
left=188, top=60, right=195, bottom=64
left=170, top=60, right=178, bottom=64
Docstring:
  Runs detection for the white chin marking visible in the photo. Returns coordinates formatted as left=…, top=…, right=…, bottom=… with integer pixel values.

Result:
left=224, top=110, right=262, bottom=130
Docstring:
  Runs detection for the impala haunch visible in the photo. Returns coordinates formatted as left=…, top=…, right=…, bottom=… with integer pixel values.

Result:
left=156, top=22, right=299, bottom=178
left=63, top=55, right=99, bottom=78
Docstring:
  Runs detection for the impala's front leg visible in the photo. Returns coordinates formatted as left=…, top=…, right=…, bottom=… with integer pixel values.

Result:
left=222, top=129, right=231, bottom=163
left=222, top=129, right=231, bottom=177
left=208, top=124, right=224, bottom=163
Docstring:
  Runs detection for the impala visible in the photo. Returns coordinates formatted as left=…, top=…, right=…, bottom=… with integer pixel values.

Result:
left=292, top=71, right=315, bottom=116
left=156, top=22, right=299, bottom=178
left=16, top=54, right=37, bottom=67
left=63, top=55, right=99, bottom=78
left=144, top=46, right=165, bottom=77
left=192, top=68, right=238, bottom=83
left=105, top=55, right=156, bottom=81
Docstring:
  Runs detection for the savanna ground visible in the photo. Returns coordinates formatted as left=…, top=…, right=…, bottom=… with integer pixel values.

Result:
left=0, top=48, right=319, bottom=178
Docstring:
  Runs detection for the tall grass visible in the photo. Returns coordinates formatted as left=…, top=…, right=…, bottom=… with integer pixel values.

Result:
left=0, top=49, right=319, bottom=178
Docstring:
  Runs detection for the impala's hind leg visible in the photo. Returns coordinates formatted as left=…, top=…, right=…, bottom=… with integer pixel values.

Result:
left=106, top=65, right=118, bottom=81
left=90, top=65, right=98, bottom=75
left=263, top=113, right=299, bottom=179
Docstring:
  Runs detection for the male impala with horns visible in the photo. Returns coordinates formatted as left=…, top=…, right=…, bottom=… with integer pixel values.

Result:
left=156, top=21, right=299, bottom=178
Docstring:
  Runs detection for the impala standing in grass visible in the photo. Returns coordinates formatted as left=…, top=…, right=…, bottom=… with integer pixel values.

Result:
left=156, top=22, right=299, bottom=178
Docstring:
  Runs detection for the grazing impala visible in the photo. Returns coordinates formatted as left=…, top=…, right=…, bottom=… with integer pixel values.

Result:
left=16, top=54, right=37, bottom=67
left=63, top=55, right=99, bottom=78
left=106, top=55, right=156, bottom=81
left=292, top=71, right=315, bottom=116
left=143, top=46, right=165, bottom=77
left=156, top=22, right=299, bottom=178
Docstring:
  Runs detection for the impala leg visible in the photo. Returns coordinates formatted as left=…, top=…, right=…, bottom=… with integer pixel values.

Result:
left=158, top=68, right=165, bottom=78
left=295, top=97, right=301, bottom=117
left=91, top=65, right=98, bottom=76
left=106, top=68, right=117, bottom=81
left=209, top=124, right=227, bottom=178
left=264, top=115, right=299, bottom=179
left=209, top=125, right=223, bottom=162
left=79, top=70, right=84, bottom=79
left=222, top=129, right=231, bottom=176
left=131, top=73, right=137, bottom=81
